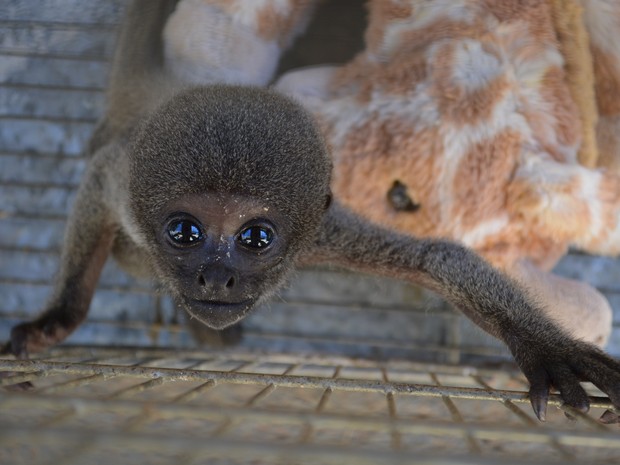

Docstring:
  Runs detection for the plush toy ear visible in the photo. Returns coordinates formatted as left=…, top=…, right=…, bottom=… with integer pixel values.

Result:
left=274, top=65, right=337, bottom=107
left=387, top=180, right=420, bottom=212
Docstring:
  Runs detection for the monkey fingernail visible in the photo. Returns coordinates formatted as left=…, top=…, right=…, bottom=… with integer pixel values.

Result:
left=531, top=398, right=547, bottom=422
left=563, top=401, right=589, bottom=421
left=600, top=409, right=620, bottom=424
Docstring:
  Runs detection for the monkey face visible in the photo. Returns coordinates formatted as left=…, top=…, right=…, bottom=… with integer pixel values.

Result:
left=127, top=86, right=333, bottom=328
left=151, top=192, right=293, bottom=329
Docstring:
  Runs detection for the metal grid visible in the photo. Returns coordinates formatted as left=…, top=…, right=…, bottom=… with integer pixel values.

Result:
left=1, top=346, right=618, bottom=465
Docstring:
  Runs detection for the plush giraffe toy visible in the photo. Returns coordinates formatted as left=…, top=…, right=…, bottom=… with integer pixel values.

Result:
left=164, top=0, right=620, bottom=346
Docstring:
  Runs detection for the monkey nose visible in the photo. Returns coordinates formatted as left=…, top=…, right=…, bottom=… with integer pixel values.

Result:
left=197, top=266, right=237, bottom=291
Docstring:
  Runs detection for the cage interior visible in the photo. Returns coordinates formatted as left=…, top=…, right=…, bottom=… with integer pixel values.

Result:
left=2, top=1, right=620, bottom=464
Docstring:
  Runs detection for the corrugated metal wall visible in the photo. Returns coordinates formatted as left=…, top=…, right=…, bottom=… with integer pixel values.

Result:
left=1, top=0, right=619, bottom=362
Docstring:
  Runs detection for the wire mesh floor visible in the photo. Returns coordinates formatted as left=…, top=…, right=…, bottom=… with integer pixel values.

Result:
left=0, top=346, right=618, bottom=465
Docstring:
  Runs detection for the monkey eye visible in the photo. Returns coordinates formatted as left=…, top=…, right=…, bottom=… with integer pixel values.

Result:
left=167, top=219, right=203, bottom=245
left=237, top=224, right=274, bottom=250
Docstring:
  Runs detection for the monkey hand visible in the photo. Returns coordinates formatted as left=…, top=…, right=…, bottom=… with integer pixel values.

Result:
left=0, top=321, right=51, bottom=390
left=1, top=319, right=71, bottom=360
left=510, top=336, right=620, bottom=424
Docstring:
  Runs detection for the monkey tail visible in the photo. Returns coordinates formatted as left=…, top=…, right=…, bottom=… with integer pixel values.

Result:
left=108, top=0, right=178, bottom=90
left=88, top=0, right=178, bottom=153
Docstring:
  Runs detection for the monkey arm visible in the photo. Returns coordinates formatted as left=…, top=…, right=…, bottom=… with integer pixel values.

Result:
left=309, top=202, right=620, bottom=422
left=2, top=149, right=119, bottom=359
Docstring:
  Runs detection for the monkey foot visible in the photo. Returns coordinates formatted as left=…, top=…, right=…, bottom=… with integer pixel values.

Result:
left=4, top=320, right=68, bottom=359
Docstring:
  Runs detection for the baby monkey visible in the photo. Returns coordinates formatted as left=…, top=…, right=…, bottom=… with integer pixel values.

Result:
left=4, top=0, right=620, bottom=423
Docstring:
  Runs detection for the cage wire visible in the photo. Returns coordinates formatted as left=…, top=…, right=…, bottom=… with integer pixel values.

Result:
left=0, top=345, right=619, bottom=465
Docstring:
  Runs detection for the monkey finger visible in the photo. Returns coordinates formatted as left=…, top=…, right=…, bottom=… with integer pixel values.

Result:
left=548, top=366, right=590, bottom=415
left=599, top=409, right=620, bottom=425
left=571, top=352, right=620, bottom=425
left=523, top=368, right=551, bottom=422
left=529, top=386, right=550, bottom=422
left=572, top=355, right=620, bottom=408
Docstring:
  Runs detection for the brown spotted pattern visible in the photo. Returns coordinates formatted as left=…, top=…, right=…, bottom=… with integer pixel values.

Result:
left=309, top=0, right=620, bottom=271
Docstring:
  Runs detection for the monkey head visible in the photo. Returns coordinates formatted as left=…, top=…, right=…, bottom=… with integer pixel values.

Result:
left=128, top=85, right=332, bottom=329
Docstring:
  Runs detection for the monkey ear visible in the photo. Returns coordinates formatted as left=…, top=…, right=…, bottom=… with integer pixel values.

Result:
left=324, top=193, right=333, bottom=210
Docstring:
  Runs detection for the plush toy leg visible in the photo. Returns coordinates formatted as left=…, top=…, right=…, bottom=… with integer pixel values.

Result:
left=508, top=259, right=612, bottom=347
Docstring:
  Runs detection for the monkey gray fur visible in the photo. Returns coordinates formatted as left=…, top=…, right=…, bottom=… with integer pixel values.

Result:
left=4, top=0, right=620, bottom=424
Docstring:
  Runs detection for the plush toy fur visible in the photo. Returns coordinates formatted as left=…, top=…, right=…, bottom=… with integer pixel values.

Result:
left=164, top=0, right=620, bottom=346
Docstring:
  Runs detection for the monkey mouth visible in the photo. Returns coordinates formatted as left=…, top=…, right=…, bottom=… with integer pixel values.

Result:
left=180, top=297, right=255, bottom=330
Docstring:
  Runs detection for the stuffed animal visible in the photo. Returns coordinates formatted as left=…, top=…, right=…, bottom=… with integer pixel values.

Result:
left=164, top=0, right=620, bottom=346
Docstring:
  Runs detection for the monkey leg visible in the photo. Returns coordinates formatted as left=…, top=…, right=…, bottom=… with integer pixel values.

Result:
left=508, top=259, right=612, bottom=348
left=2, top=152, right=118, bottom=359
left=2, top=229, right=115, bottom=359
